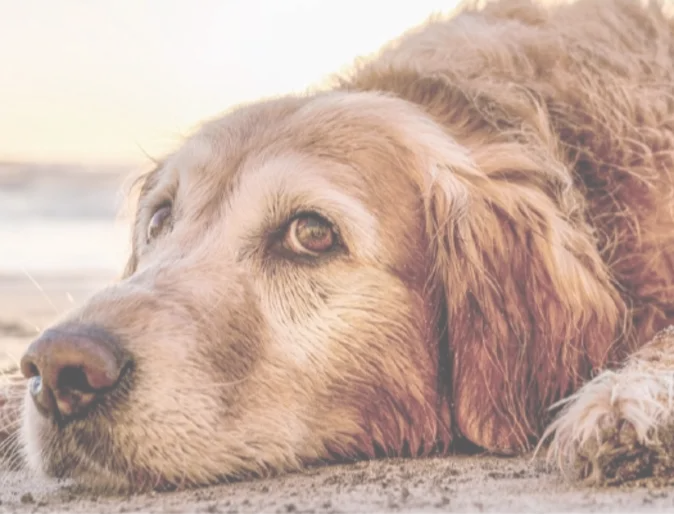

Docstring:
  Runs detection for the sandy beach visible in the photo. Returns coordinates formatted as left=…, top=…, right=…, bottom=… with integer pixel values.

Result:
left=4, top=264, right=674, bottom=513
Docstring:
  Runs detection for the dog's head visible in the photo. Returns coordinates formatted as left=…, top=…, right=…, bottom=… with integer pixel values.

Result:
left=19, top=88, right=621, bottom=492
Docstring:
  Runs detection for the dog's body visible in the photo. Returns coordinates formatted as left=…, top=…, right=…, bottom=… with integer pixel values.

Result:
left=2, top=0, right=674, bottom=491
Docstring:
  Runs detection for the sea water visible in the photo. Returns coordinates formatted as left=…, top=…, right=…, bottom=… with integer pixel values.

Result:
left=0, top=163, right=131, bottom=275
left=0, top=218, right=129, bottom=274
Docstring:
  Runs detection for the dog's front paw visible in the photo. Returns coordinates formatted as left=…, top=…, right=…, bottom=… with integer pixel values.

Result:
left=543, top=364, right=674, bottom=485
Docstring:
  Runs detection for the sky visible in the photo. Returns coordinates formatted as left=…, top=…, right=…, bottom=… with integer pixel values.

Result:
left=0, top=0, right=461, bottom=166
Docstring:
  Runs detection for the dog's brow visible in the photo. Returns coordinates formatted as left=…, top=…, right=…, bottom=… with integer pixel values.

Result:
left=137, top=164, right=164, bottom=200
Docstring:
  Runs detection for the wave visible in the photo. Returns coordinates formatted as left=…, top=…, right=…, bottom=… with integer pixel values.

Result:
left=0, top=162, right=133, bottom=220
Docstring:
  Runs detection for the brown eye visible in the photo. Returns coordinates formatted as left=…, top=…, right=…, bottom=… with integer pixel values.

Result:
left=146, top=204, right=172, bottom=243
left=285, top=214, right=336, bottom=256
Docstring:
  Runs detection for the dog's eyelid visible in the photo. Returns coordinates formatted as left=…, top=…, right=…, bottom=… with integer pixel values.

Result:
left=152, top=198, right=173, bottom=213
left=269, top=210, right=349, bottom=262
left=288, top=208, right=344, bottom=236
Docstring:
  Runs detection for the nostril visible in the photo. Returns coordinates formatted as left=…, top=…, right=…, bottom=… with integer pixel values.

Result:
left=58, top=366, right=94, bottom=393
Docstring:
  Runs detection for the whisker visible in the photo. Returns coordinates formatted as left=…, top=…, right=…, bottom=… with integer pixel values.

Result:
left=0, top=420, right=23, bottom=437
left=0, top=390, right=25, bottom=402
left=0, top=363, right=21, bottom=378
left=0, top=382, right=26, bottom=393
left=0, top=403, right=22, bottom=419
left=0, top=386, right=28, bottom=398
left=2, top=368, right=22, bottom=380
left=19, top=267, right=61, bottom=316
left=1, top=451, right=26, bottom=475
left=0, top=435, right=24, bottom=472
left=0, top=385, right=26, bottom=407
left=0, top=404, right=25, bottom=420
left=0, top=431, right=21, bottom=456
left=0, top=432, right=21, bottom=451
left=183, top=377, right=250, bottom=391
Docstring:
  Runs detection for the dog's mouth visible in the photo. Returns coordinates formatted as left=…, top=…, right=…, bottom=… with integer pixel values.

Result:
left=33, top=420, right=181, bottom=493
left=36, top=427, right=245, bottom=494
left=36, top=419, right=118, bottom=472
left=24, top=380, right=145, bottom=491
left=25, top=391, right=233, bottom=493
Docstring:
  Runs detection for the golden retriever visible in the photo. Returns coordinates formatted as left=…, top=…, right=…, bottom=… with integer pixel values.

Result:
left=2, top=0, right=674, bottom=492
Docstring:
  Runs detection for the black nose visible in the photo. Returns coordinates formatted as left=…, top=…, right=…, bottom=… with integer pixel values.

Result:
left=20, top=324, right=130, bottom=421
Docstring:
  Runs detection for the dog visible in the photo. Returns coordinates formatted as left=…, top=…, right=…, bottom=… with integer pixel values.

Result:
left=2, top=0, right=674, bottom=492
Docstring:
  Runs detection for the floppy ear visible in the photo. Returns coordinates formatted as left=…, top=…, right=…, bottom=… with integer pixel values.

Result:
left=345, top=74, right=628, bottom=452
left=423, top=140, right=627, bottom=453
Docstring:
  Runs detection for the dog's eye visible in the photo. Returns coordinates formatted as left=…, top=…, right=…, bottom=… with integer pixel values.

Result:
left=146, top=204, right=172, bottom=243
left=284, top=214, right=336, bottom=256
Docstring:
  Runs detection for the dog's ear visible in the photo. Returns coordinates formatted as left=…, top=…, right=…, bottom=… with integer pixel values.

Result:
left=422, top=137, right=627, bottom=453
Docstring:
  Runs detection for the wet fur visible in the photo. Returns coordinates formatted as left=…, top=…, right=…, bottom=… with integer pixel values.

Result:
left=2, top=0, right=674, bottom=491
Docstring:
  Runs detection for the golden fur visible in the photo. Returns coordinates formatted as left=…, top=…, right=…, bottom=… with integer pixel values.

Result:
left=2, top=0, right=674, bottom=491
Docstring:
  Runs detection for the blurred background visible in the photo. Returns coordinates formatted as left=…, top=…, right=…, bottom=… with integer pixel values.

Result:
left=0, top=0, right=458, bottom=353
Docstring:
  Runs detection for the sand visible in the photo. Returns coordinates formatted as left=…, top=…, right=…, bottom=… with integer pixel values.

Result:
left=2, top=273, right=674, bottom=513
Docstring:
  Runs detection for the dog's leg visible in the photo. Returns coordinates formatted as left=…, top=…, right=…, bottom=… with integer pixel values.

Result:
left=543, top=326, right=674, bottom=485
left=0, top=367, right=25, bottom=468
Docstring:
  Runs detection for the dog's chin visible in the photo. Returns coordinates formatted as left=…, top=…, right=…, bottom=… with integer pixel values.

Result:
left=23, top=424, right=190, bottom=494
left=20, top=397, right=168, bottom=494
left=20, top=395, right=284, bottom=494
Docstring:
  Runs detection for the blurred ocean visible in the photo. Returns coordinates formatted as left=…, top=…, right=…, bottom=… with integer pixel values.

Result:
left=0, top=162, right=133, bottom=275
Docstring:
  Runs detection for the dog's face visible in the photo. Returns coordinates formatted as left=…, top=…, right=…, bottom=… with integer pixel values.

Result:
left=20, top=92, right=467, bottom=491
left=20, top=82, right=625, bottom=491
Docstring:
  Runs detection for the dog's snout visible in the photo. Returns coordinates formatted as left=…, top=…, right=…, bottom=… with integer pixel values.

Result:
left=20, top=324, right=130, bottom=421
